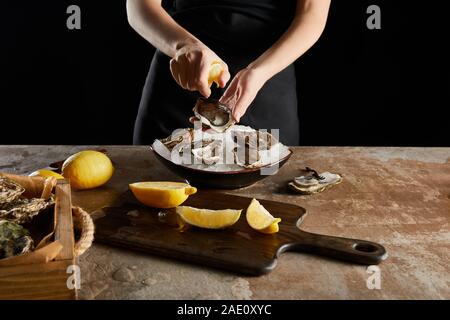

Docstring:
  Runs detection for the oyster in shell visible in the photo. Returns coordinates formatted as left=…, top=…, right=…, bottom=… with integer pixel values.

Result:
left=0, top=177, right=25, bottom=204
left=289, top=168, right=342, bottom=194
left=232, top=129, right=278, bottom=151
left=160, top=128, right=194, bottom=151
left=193, top=98, right=235, bottom=133
left=233, top=145, right=261, bottom=168
left=191, top=139, right=222, bottom=165
left=232, top=129, right=279, bottom=168
left=154, top=124, right=291, bottom=172
left=0, top=197, right=54, bottom=224
left=0, top=220, right=34, bottom=259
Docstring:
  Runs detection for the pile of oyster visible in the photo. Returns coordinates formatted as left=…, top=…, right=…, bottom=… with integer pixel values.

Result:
left=0, top=177, right=54, bottom=259
left=153, top=98, right=290, bottom=171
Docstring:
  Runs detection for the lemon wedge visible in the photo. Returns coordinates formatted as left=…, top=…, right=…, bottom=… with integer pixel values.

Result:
left=246, top=198, right=281, bottom=234
left=208, top=62, right=224, bottom=87
left=176, top=206, right=242, bottom=229
left=129, top=181, right=197, bottom=209
left=29, top=169, right=65, bottom=180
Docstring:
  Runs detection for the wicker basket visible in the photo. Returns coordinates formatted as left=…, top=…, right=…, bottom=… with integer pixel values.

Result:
left=0, top=172, right=94, bottom=299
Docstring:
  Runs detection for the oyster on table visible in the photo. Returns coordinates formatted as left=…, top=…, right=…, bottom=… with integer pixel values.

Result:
left=289, top=168, right=342, bottom=194
left=0, top=220, right=34, bottom=259
left=193, top=98, right=235, bottom=133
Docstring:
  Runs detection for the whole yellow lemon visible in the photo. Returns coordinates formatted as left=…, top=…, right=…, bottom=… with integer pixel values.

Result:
left=62, top=150, right=114, bottom=190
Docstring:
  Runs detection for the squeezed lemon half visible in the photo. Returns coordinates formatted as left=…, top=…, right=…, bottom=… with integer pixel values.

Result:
left=29, top=169, right=65, bottom=180
left=176, top=206, right=242, bottom=229
left=246, top=198, right=281, bottom=234
left=129, top=181, right=197, bottom=209
left=208, top=62, right=224, bottom=87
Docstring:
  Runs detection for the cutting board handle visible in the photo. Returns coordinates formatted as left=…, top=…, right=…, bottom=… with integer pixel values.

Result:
left=280, top=230, right=388, bottom=265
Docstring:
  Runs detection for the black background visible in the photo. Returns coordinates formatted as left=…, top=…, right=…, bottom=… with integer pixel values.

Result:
left=0, top=0, right=448, bottom=146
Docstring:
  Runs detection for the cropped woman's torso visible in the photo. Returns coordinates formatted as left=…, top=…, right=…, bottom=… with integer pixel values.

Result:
left=170, top=0, right=297, bottom=63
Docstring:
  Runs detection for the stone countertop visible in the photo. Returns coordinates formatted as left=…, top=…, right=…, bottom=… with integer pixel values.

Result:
left=1, top=146, right=449, bottom=299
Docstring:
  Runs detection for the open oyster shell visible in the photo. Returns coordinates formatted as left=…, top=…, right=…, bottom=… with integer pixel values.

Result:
left=233, top=145, right=261, bottom=168
left=232, top=129, right=279, bottom=168
left=232, top=129, right=278, bottom=151
left=160, top=128, right=194, bottom=151
left=289, top=170, right=342, bottom=194
left=0, top=197, right=54, bottom=224
left=154, top=124, right=291, bottom=172
left=0, top=177, right=25, bottom=204
left=0, top=220, right=34, bottom=259
left=193, top=98, right=235, bottom=133
left=191, top=139, right=223, bottom=165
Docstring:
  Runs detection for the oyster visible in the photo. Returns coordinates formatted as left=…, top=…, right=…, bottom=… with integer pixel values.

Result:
left=154, top=124, right=290, bottom=172
left=0, top=197, right=54, bottom=224
left=160, top=128, right=194, bottom=151
left=232, top=129, right=278, bottom=151
left=289, top=168, right=342, bottom=194
left=231, top=130, right=279, bottom=168
left=193, top=98, right=235, bottom=133
left=233, top=145, right=261, bottom=168
left=0, top=177, right=25, bottom=204
left=0, top=220, right=34, bottom=259
left=191, top=139, right=222, bottom=165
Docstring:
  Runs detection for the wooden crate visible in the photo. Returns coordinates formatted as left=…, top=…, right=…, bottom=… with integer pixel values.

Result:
left=0, top=180, right=78, bottom=300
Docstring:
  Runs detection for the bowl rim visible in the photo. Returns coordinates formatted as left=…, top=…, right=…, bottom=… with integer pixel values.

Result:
left=150, top=145, right=293, bottom=175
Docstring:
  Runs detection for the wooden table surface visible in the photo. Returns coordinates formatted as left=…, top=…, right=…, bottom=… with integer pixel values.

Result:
left=0, top=146, right=449, bottom=299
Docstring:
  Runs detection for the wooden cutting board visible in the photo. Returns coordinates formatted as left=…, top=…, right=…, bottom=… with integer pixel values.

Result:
left=94, top=191, right=387, bottom=276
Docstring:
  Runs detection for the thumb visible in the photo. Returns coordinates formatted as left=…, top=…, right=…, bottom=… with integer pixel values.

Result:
left=218, top=66, right=231, bottom=88
left=232, top=108, right=242, bottom=123
left=219, top=76, right=238, bottom=105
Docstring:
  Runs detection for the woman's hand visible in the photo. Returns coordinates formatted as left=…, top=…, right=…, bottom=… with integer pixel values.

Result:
left=219, top=67, right=267, bottom=122
left=219, top=0, right=330, bottom=122
left=170, top=42, right=230, bottom=98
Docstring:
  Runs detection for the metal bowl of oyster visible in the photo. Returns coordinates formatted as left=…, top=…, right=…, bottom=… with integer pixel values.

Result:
left=151, top=98, right=293, bottom=189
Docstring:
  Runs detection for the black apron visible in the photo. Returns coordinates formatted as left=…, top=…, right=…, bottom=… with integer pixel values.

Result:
left=134, top=0, right=299, bottom=145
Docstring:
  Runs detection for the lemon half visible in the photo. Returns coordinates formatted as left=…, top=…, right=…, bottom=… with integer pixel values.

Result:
left=246, top=198, right=281, bottom=234
left=130, top=181, right=197, bottom=209
left=208, top=62, right=224, bottom=87
left=176, top=206, right=241, bottom=229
